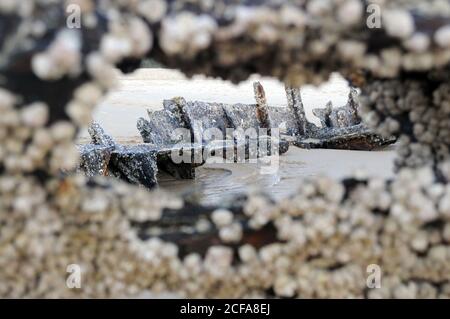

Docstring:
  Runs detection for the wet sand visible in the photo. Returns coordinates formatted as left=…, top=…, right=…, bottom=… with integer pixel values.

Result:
left=78, top=68, right=396, bottom=205
left=158, top=147, right=395, bottom=205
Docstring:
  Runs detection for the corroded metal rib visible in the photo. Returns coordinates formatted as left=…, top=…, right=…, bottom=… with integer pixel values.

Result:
left=136, top=102, right=203, bottom=179
left=312, top=88, right=361, bottom=129
left=285, top=86, right=310, bottom=136
left=253, top=81, right=271, bottom=130
left=302, top=87, right=396, bottom=149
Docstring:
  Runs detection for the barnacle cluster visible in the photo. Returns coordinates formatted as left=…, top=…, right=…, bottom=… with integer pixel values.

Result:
left=360, top=76, right=450, bottom=172
left=1, top=0, right=450, bottom=298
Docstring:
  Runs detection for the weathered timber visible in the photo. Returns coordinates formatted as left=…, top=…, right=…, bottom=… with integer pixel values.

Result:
left=135, top=83, right=291, bottom=180
left=79, top=123, right=159, bottom=188
left=305, top=87, right=396, bottom=150
left=146, top=82, right=395, bottom=151
left=284, top=86, right=311, bottom=136
left=312, top=88, right=361, bottom=129
left=295, top=124, right=396, bottom=150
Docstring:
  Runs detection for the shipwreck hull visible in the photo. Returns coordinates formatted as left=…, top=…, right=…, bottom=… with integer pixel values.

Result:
left=78, top=122, right=289, bottom=188
left=297, top=132, right=395, bottom=151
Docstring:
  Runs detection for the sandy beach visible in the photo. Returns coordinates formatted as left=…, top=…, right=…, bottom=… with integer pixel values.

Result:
left=78, top=68, right=396, bottom=205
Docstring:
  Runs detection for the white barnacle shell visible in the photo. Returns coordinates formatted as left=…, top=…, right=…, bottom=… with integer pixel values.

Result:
left=337, top=0, right=363, bottom=26
left=385, top=117, right=400, bottom=134
left=137, top=0, right=167, bottom=23
left=211, top=209, right=233, bottom=227
left=161, top=242, right=178, bottom=259
left=219, top=223, right=243, bottom=243
left=52, top=29, right=82, bottom=73
left=393, top=282, right=418, bottom=299
left=274, top=275, right=297, bottom=297
left=383, top=10, right=414, bottom=39
left=443, top=223, right=450, bottom=242
left=0, top=88, right=15, bottom=110
left=100, top=34, right=132, bottom=63
left=195, top=218, right=212, bottom=232
left=307, top=0, right=330, bottom=17
left=428, top=245, right=448, bottom=262
left=410, top=232, right=429, bottom=253
left=160, top=12, right=217, bottom=56
left=223, top=6, right=269, bottom=41
left=127, top=17, right=153, bottom=58
left=81, top=191, right=110, bottom=213
left=259, top=243, right=281, bottom=263
left=50, top=121, right=76, bottom=142
left=283, top=222, right=306, bottom=245
left=0, top=176, right=16, bottom=192
left=50, top=143, right=80, bottom=171
left=13, top=195, right=35, bottom=214
left=100, top=16, right=151, bottom=63
left=338, top=40, right=366, bottom=60
left=74, top=83, right=103, bottom=107
left=238, top=244, right=257, bottom=263
left=66, top=101, right=92, bottom=126
left=86, top=53, right=118, bottom=88
left=32, top=30, right=82, bottom=80
left=21, top=102, right=48, bottom=128
left=279, top=5, right=306, bottom=28
left=254, top=24, right=278, bottom=44
left=403, top=33, right=430, bottom=53
left=68, top=0, right=94, bottom=13
left=31, top=20, right=47, bottom=37
left=32, top=128, right=53, bottom=150
left=204, top=246, right=233, bottom=278
left=122, top=189, right=163, bottom=222
left=31, top=53, right=58, bottom=80
left=183, top=253, right=202, bottom=272
left=402, top=53, right=434, bottom=72
left=434, top=25, right=450, bottom=48
left=439, top=161, right=450, bottom=181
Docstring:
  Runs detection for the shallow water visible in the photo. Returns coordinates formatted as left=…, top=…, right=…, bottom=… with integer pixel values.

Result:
left=78, top=68, right=396, bottom=205
left=158, top=147, right=395, bottom=205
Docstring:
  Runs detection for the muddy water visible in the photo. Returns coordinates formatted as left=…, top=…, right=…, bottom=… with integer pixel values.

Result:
left=78, top=68, right=396, bottom=205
